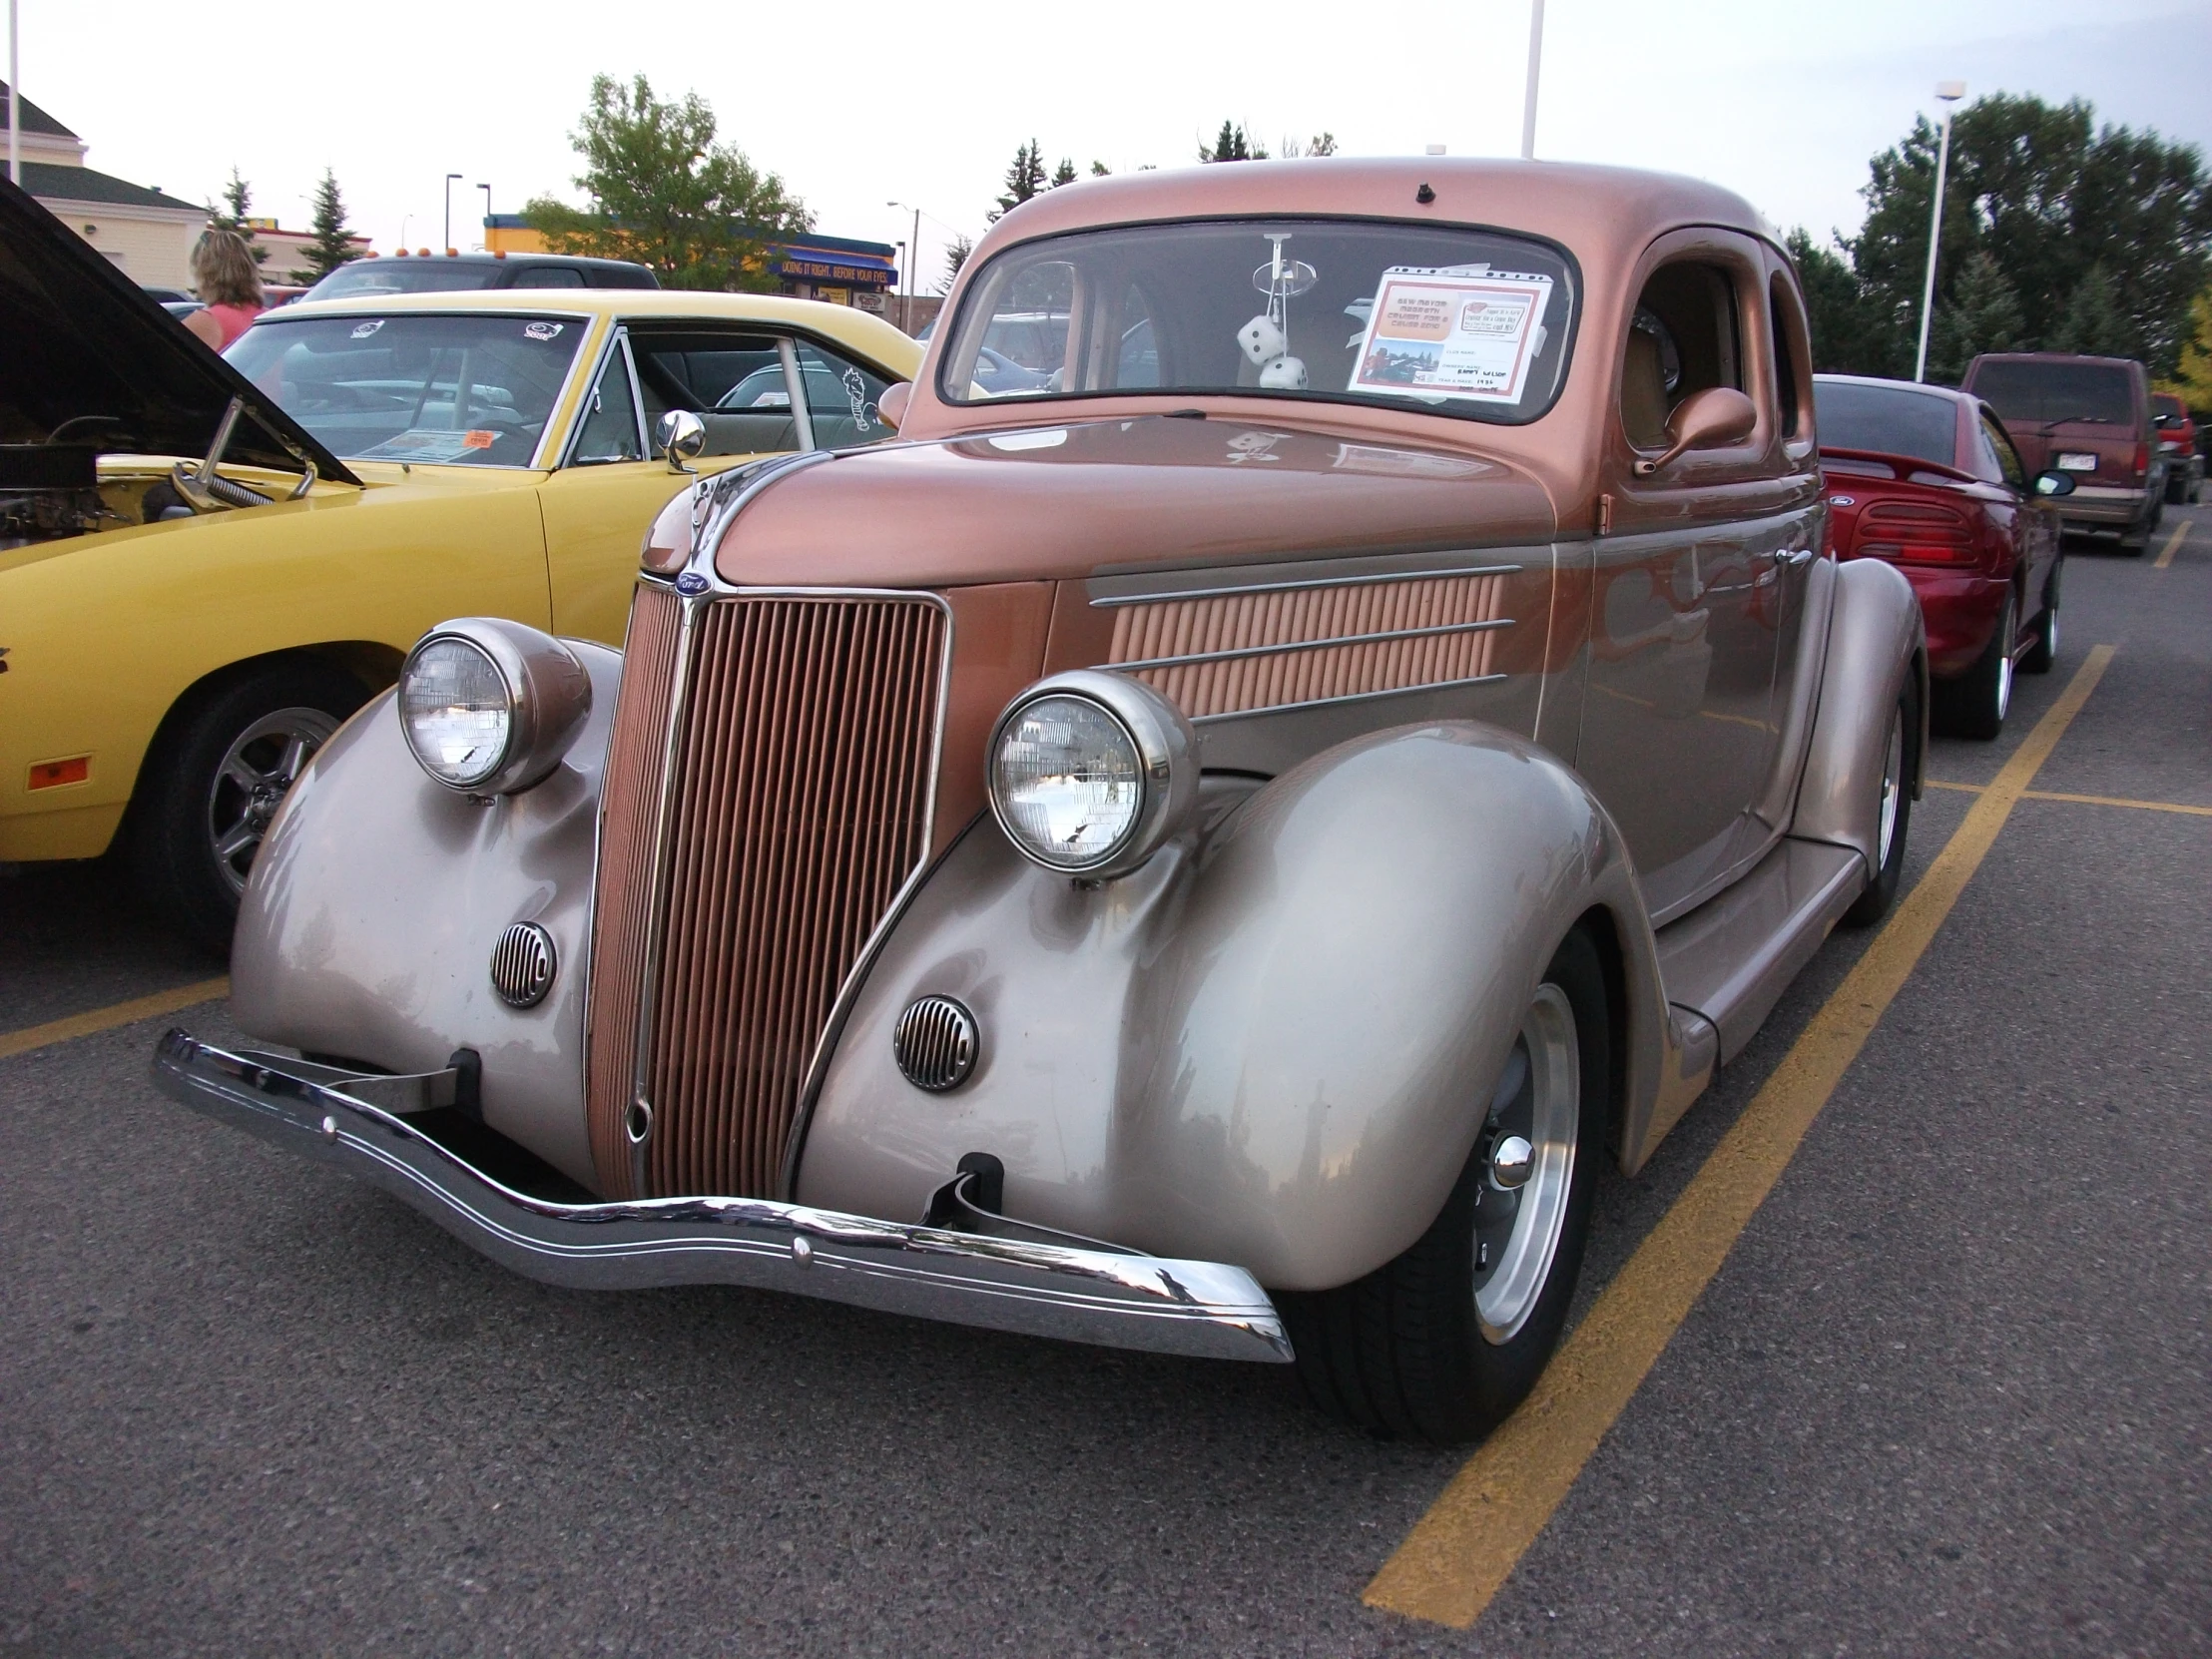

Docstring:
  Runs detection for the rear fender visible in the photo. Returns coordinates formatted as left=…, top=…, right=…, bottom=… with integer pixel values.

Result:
left=1792, top=555, right=1926, bottom=870
left=795, top=722, right=1668, bottom=1291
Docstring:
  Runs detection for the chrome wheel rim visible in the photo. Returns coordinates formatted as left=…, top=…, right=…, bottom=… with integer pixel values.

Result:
left=2045, top=606, right=2058, bottom=661
left=1473, top=982, right=1580, bottom=1346
left=1995, top=595, right=2015, bottom=722
left=1875, top=705, right=1905, bottom=870
left=206, top=707, right=337, bottom=895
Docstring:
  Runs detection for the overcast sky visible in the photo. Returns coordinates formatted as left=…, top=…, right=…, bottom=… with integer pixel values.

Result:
left=16, top=0, right=2211, bottom=286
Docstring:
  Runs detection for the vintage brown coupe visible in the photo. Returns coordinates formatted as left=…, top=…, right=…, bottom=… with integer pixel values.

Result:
left=155, top=160, right=1924, bottom=1443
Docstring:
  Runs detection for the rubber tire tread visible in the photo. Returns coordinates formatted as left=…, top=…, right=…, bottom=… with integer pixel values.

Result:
left=1933, top=594, right=2010, bottom=741
left=130, top=660, right=366, bottom=956
left=1281, top=929, right=1610, bottom=1443
left=1842, top=675, right=1919, bottom=928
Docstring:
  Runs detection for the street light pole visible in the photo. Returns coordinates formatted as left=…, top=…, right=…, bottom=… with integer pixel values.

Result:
left=1913, top=80, right=1966, bottom=384
left=1520, top=0, right=1544, bottom=161
left=477, top=183, right=491, bottom=251
left=9, top=0, right=21, bottom=188
left=443, top=173, right=462, bottom=254
left=886, top=199, right=923, bottom=327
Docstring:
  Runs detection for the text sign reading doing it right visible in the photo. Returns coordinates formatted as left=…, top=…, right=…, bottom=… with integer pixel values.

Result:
left=1347, top=267, right=1552, bottom=403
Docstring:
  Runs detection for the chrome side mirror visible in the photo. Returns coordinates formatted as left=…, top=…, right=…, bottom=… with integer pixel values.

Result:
left=1633, top=386, right=1759, bottom=477
left=657, top=408, right=706, bottom=475
left=2033, top=469, right=2077, bottom=498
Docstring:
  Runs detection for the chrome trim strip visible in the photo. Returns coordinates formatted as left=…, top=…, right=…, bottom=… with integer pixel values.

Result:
left=1184, top=671, right=1508, bottom=725
left=1090, top=560, right=1524, bottom=608
left=154, top=1031, right=1290, bottom=1366
left=1113, top=616, right=1515, bottom=673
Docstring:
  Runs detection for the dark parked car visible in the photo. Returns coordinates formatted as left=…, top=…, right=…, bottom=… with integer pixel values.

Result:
left=1816, top=374, right=2072, bottom=739
left=2152, top=392, right=2202, bottom=504
left=300, top=253, right=658, bottom=303
left=1961, top=353, right=2165, bottom=551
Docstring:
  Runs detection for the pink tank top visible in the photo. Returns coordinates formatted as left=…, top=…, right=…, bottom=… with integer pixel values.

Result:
left=204, top=300, right=265, bottom=351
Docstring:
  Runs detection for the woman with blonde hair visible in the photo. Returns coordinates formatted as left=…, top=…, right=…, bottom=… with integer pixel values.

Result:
left=183, top=227, right=266, bottom=352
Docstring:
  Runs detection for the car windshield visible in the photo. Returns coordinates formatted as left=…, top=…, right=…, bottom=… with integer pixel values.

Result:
left=1814, top=380, right=1957, bottom=467
left=941, top=217, right=1578, bottom=424
left=226, top=312, right=586, bottom=467
left=1971, top=360, right=2133, bottom=425
left=303, top=263, right=506, bottom=301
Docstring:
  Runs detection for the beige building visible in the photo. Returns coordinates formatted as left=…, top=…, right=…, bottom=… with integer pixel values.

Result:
left=6, top=81, right=206, bottom=289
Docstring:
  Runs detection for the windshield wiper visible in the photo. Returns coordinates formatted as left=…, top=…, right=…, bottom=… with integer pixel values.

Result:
left=2035, top=412, right=2115, bottom=432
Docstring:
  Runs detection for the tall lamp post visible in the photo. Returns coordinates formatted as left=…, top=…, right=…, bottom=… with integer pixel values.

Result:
left=886, top=199, right=923, bottom=328
left=1520, top=0, right=1545, bottom=160
left=1913, top=80, right=1966, bottom=384
left=8, top=0, right=20, bottom=187
left=476, top=183, right=491, bottom=251
left=442, top=173, right=462, bottom=255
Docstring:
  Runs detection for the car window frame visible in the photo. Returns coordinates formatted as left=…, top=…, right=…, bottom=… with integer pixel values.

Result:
left=1978, top=402, right=2029, bottom=492
left=560, top=325, right=651, bottom=469
left=1610, top=228, right=1777, bottom=496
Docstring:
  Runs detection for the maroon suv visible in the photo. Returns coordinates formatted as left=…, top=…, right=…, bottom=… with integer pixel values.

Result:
left=1962, top=353, right=2166, bottom=552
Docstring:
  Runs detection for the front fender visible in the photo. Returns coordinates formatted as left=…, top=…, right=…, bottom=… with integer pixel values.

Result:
left=229, top=641, right=619, bottom=1191
left=795, top=723, right=1646, bottom=1291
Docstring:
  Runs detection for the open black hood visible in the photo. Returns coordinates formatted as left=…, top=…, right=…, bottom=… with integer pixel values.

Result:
left=0, top=175, right=356, bottom=485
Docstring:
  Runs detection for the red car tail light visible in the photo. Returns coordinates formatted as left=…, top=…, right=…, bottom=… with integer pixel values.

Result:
left=2133, top=442, right=2149, bottom=479
left=1855, top=499, right=1978, bottom=566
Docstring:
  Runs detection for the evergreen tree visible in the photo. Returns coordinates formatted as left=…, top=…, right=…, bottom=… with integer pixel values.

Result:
left=2052, top=265, right=2133, bottom=356
left=1200, top=122, right=1266, bottom=163
left=990, top=142, right=1048, bottom=222
left=1090, top=160, right=1111, bottom=177
left=1929, top=250, right=2023, bottom=383
left=290, top=169, right=364, bottom=283
left=938, top=234, right=974, bottom=294
left=1051, top=157, right=1077, bottom=189
left=1786, top=227, right=1897, bottom=375
left=208, top=167, right=269, bottom=267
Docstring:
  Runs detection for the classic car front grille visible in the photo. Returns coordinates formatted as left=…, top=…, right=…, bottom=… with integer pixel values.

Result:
left=1104, top=568, right=1515, bottom=720
left=585, top=584, right=947, bottom=1200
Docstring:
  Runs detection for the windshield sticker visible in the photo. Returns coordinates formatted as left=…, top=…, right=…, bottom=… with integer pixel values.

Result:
left=349, top=319, right=384, bottom=338
left=523, top=320, right=564, bottom=342
left=1347, top=268, right=1553, bottom=404
left=354, top=428, right=497, bottom=463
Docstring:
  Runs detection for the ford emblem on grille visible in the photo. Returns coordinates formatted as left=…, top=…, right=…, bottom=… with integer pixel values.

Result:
left=489, top=921, right=557, bottom=1008
left=893, top=995, right=979, bottom=1092
left=674, top=572, right=710, bottom=596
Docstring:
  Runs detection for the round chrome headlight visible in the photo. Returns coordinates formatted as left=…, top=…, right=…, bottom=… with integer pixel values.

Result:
left=398, top=618, right=593, bottom=796
left=988, top=671, right=1196, bottom=877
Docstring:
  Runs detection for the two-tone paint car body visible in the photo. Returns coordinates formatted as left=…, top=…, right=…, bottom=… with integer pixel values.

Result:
left=157, top=159, right=1926, bottom=1441
left=0, top=174, right=918, bottom=946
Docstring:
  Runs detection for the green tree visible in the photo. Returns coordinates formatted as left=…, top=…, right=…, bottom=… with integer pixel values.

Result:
left=990, top=141, right=1048, bottom=222
left=2050, top=263, right=2133, bottom=356
left=208, top=167, right=269, bottom=268
left=521, top=74, right=811, bottom=291
left=1090, top=160, right=1111, bottom=177
left=289, top=169, right=363, bottom=284
left=1849, top=94, right=2212, bottom=376
left=938, top=234, right=974, bottom=294
left=1051, top=157, right=1077, bottom=189
left=2159, top=287, right=2212, bottom=412
left=1200, top=122, right=1267, bottom=163
left=1928, top=250, right=2024, bottom=383
left=1786, top=227, right=1900, bottom=375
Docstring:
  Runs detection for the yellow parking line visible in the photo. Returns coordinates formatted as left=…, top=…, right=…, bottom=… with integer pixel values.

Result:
left=0, top=977, right=230, bottom=1062
left=2153, top=520, right=2189, bottom=569
left=2025, top=789, right=2212, bottom=818
left=1927, top=779, right=1984, bottom=794
left=1363, top=645, right=2117, bottom=1630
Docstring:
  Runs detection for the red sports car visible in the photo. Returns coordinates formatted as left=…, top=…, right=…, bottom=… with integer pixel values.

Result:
left=1814, top=374, right=2074, bottom=739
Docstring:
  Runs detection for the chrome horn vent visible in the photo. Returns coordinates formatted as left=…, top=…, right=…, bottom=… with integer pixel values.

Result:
left=490, top=921, right=557, bottom=1008
left=892, top=996, right=978, bottom=1093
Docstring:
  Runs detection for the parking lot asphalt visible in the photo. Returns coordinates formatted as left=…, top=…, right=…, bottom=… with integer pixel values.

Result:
left=3, top=505, right=2207, bottom=1657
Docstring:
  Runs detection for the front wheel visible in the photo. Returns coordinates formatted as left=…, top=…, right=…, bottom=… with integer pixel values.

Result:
left=1281, top=929, right=1610, bottom=1443
left=1842, top=676, right=1917, bottom=928
left=131, top=662, right=365, bottom=954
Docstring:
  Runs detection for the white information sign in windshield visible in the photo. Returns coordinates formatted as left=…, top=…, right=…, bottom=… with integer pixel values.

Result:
left=1346, top=267, right=1553, bottom=404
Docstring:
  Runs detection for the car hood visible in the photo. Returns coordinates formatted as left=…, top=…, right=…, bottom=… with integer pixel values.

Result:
left=714, top=413, right=1556, bottom=589
left=0, top=176, right=356, bottom=485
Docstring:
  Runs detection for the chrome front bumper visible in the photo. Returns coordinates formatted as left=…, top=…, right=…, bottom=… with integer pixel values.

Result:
left=153, top=1031, right=1291, bottom=1365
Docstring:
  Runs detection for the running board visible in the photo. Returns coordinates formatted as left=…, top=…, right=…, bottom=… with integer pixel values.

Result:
left=1654, top=836, right=1866, bottom=1064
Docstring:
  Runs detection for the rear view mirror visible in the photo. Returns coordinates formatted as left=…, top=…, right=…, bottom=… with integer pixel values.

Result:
left=1633, top=386, right=1759, bottom=476
left=658, top=408, right=706, bottom=475
left=2033, top=469, right=2076, bottom=498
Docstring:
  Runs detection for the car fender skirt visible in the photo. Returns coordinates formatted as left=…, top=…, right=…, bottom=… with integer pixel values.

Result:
left=151, top=1030, right=1291, bottom=1365
left=1793, top=556, right=1927, bottom=871
left=798, top=721, right=1659, bottom=1292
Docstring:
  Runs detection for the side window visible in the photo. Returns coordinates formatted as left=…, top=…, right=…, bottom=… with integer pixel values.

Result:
left=570, top=336, right=643, bottom=464
left=628, top=330, right=794, bottom=458
left=1622, top=261, right=1744, bottom=451
left=1767, top=275, right=1808, bottom=441
left=796, top=341, right=899, bottom=451
left=1980, top=409, right=2027, bottom=489
left=511, top=267, right=586, bottom=288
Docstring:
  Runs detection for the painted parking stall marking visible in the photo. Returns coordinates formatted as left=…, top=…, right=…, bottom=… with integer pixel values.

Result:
left=1363, top=646, right=2118, bottom=1630
left=2153, top=520, right=2190, bottom=569
left=0, top=977, right=230, bottom=1062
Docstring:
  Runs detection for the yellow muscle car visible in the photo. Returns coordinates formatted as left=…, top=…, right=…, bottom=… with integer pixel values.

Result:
left=0, top=179, right=920, bottom=948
